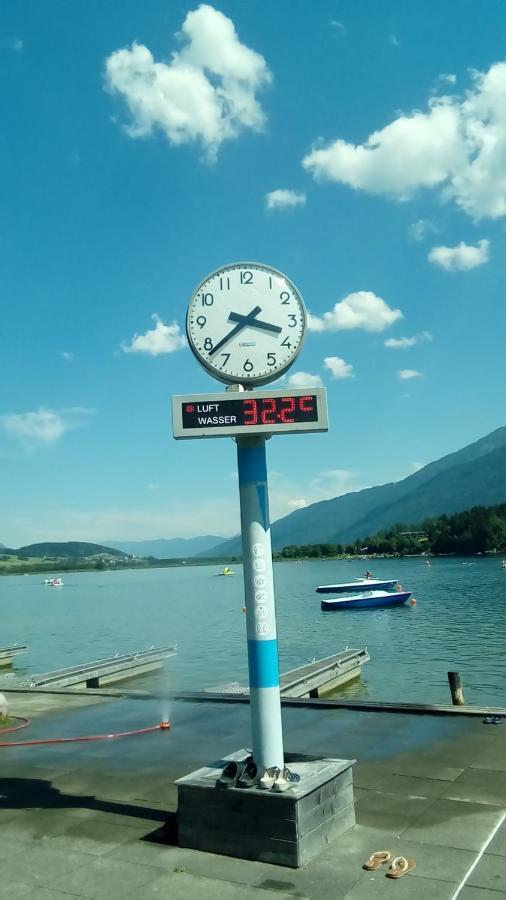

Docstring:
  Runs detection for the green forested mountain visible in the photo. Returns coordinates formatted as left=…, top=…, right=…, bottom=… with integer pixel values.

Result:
left=204, top=426, right=506, bottom=556
left=280, top=503, right=506, bottom=558
left=3, top=541, right=126, bottom=559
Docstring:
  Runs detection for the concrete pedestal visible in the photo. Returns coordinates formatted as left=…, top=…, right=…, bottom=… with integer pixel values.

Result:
left=176, top=750, right=356, bottom=868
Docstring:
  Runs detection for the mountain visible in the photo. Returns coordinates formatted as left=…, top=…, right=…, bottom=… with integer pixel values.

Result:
left=106, top=535, right=227, bottom=559
left=203, top=426, right=506, bottom=555
left=4, top=541, right=126, bottom=559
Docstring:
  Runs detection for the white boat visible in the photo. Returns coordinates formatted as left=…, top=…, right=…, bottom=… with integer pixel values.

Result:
left=316, top=578, right=398, bottom=594
left=45, top=577, right=63, bottom=586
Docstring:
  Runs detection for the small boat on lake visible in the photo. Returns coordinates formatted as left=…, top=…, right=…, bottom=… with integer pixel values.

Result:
left=320, top=589, right=412, bottom=611
left=316, top=578, right=398, bottom=594
left=45, top=577, right=63, bottom=586
left=217, top=567, right=235, bottom=576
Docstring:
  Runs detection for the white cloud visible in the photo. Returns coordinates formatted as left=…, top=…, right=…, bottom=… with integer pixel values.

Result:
left=428, top=239, right=490, bottom=271
left=12, top=38, right=23, bottom=52
left=408, top=219, right=437, bottom=242
left=302, top=61, right=506, bottom=219
left=398, top=369, right=422, bottom=380
left=105, top=4, right=271, bottom=160
left=411, top=461, right=424, bottom=472
left=389, top=33, right=400, bottom=47
left=330, top=20, right=346, bottom=34
left=269, top=467, right=365, bottom=522
left=265, top=189, right=306, bottom=210
left=438, top=72, right=457, bottom=85
left=384, top=331, right=432, bottom=349
left=308, top=291, right=402, bottom=333
left=286, top=371, right=323, bottom=388
left=121, top=315, right=187, bottom=355
left=323, top=356, right=354, bottom=378
left=61, top=351, right=74, bottom=362
left=0, top=408, right=94, bottom=447
left=147, top=483, right=160, bottom=491
left=287, top=498, right=308, bottom=510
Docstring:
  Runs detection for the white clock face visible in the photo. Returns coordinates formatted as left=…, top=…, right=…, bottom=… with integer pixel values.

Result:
left=186, top=262, right=306, bottom=385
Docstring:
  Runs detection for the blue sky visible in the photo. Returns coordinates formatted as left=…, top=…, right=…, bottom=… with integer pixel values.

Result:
left=2, top=0, right=506, bottom=546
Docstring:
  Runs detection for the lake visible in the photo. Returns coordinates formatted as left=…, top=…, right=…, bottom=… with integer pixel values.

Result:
left=1, top=556, right=505, bottom=706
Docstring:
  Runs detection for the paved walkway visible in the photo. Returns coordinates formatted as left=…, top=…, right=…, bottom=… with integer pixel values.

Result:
left=1, top=695, right=505, bottom=898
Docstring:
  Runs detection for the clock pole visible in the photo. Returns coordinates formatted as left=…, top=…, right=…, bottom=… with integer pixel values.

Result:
left=236, top=430, right=284, bottom=772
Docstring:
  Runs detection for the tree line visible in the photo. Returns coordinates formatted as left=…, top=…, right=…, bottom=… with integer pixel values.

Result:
left=276, top=503, right=506, bottom=559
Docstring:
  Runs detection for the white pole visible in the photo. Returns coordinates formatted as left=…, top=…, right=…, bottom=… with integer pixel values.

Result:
left=236, top=434, right=284, bottom=772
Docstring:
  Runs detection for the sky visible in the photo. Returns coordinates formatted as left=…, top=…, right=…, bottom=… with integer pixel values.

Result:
left=1, top=0, right=506, bottom=547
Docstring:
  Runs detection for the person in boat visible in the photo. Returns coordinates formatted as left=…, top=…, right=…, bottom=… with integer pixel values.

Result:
left=365, top=571, right=373, bottom=580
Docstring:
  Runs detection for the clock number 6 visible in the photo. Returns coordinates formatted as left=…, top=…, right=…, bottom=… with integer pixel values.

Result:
left=243, top=358, right=254, bottom=372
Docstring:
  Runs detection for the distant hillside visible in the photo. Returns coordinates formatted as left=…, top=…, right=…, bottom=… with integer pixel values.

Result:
left=4, top=541, right=126, bottom=560
left=106, top=535, right=227, bottom=559
left=203, top=426, right=506, bottom=556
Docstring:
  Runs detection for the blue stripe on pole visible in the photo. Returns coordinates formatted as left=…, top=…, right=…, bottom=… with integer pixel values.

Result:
left=256, top=484, right=268, bottom=529
left=248, top=639, right=280, bottom=688
left=238, top=445, right=267, bottom=484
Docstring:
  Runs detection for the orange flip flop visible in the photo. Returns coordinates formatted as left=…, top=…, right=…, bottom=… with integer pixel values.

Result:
left=362, top=850, right=393, bottom=870
left=386, top=856, right=416, bottom=878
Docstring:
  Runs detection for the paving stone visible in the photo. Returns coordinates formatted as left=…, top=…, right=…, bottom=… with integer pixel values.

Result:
left=0, top=881, right=33, bottom=899
left=486, top=818, right=506, bottom=856
left=459, top=887, right=506, bottom=898
left=467, top=852, right=506, bottom=891
left=50, top=855, right=161, bottom=899
left=441, top=767, right=506, bottom=806
left=383, top=840, right=475, bottom=883
left=402, top=799, right=504, bottom=851
left=0, top=844, right=91, bottom=888
left=341, top=870, right=459, bottom=899
left=355, top=771, right=451, bottom=799
left=354, top=788, right=434, bottom=832
left=44, top=817, right=142, bottom=856
left=24, top=889, right=87, bottom=899
left=123, top=869, right=306, bottom=899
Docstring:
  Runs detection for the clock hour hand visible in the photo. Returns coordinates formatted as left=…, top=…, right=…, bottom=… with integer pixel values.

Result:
left=209, top=305, right=262, bottom=357
left=228, top=311, right=282, bottom=335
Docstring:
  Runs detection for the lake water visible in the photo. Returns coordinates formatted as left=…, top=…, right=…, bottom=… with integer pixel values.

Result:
left=1, top=557, right=506, bottom=706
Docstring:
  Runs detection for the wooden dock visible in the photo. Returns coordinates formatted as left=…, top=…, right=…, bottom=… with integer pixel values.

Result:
left=206, top=648, right=370, bottom=699
left=0, top=644, right=28, bottom=668
left=25, top=646, right=177, bottom=689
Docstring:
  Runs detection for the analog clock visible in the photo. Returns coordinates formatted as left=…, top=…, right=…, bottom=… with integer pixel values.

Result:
left=186, top=262, right=307, bottom=385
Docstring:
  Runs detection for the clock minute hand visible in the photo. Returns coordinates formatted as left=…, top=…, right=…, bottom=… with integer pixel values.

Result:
left=209, top=305, right=262, bottom=357
left=228, top=312, right=282, bottom=335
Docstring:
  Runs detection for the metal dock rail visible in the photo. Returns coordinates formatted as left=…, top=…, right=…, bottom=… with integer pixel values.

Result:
left=25, top=646, right=177, bottom=689
left=206, top=648, right=370, bottom=699
left=280, top=648, right=370, bottom=698
left=0, top=644, right=28, bottom=668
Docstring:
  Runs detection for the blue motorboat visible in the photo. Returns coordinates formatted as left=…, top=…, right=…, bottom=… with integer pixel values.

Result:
left=320, top=589, right=412, bottom=611
left=316, top=578, right=398, bottom=594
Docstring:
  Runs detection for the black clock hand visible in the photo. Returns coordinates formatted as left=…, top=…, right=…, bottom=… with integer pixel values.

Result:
left=209, top=306, right=262, bottom=357
left=228, top=311, right=282, bottom=335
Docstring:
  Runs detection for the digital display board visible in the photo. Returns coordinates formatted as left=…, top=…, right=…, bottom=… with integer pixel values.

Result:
left=172, top=388, right=328, bottom=439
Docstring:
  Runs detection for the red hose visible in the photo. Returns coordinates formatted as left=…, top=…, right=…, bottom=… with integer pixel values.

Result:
left=0, top=716, right=170, bottom=748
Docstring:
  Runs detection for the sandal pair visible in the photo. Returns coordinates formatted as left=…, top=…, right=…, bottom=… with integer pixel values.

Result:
left=363, top=850, right=416, bottom=878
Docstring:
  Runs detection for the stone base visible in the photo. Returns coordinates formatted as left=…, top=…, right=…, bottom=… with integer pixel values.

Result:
left=176, top=749, right=356, bottom=868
